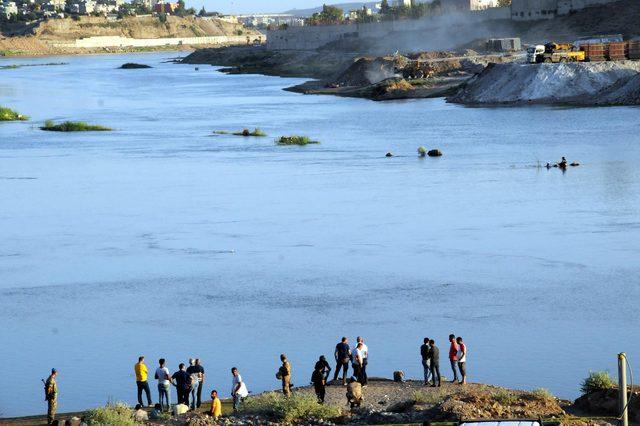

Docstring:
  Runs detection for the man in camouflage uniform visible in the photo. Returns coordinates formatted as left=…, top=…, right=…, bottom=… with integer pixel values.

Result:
left=279, top=354, right=292, bottom=397
left=45, top=368, right=58, bottom=425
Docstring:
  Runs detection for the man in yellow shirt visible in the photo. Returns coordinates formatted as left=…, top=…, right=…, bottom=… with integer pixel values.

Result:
left=134, top=356, right=152, bottom=406
left=209, top=390, right=222, bottom=418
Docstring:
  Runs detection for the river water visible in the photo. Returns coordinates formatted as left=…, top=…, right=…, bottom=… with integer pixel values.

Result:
left=0, top=52, right=639, bottom=417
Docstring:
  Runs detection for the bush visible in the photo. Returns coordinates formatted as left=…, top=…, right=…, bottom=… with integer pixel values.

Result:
left=417, top=146, right=427, bottom=157
left=581, top=371, right=614, bottom=395
left=84, top=402, right=140, bottom=425
left=233, top=128, right=267, bottom=137
left=492, top=389, right=518, bottom=406
left=242, top=392, right=340, bottom=423
left=413, top=389, right=446, bottom=405
left=530, top=388, right=554, bottom=401
left=41, top=120, right=112, bottom=132
left=0, top=106, right=28, bottom=121
left=276, top=135, right=320, bottom=146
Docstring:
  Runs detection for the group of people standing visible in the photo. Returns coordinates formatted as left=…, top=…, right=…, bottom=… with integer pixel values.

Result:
left=134, top=356, right=206, bottom=411
left=420, top=334, right=467, bottom=387
left=43, top=334, right=466, bottom=424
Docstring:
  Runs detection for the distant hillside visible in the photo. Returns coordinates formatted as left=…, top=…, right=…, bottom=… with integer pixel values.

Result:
left=1, top=15, right=258, bottom=40
left=283, top=2, right=379, bottom=17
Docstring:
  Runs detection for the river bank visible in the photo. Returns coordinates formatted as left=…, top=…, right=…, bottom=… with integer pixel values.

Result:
left=0, top=15, right=260, bottom=57
left=0, top=378, right=632, bottom=425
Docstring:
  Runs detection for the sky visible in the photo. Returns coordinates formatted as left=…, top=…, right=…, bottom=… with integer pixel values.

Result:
left=197, top=0, right=333, bottom=14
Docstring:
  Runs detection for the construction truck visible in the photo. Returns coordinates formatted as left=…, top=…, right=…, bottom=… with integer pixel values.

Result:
left=527, top=42, right=586, bottom=63
left=396, top=61, right=435, bottom=79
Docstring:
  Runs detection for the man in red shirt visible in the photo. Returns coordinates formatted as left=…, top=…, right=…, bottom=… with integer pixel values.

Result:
left=448, top=334, right=460, bottom=383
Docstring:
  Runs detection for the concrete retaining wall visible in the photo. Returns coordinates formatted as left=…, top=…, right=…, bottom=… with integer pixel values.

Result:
left=53, top=34, right=264, bottom=48
left=266, top=7, right=510, bottom=51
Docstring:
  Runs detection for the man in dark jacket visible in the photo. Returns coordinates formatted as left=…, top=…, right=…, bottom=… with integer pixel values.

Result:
left=333, top=337, right=351, bottom=385
left=311, top=364, right=326, bottom=403
left=429, top=339, right=441, bottom=387
left=171, top=363, right=191, bottom=406
left=315, top=356, right=332, bottom=382
left=420, top=338, right=431, bottom=385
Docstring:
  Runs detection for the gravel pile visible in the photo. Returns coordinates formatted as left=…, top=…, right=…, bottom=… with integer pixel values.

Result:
left=448, top=61, right=640, bottom=105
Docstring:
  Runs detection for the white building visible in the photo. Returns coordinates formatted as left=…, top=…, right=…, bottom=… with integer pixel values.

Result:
left=511, top=0, right=618, bottom=20
left=442, top=0, right=499, bottom=11
left=393, top=0, right=411, bottom=6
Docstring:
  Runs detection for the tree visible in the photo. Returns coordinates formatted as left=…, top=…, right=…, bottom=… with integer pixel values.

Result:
left=306, top=4, right=344, bottom=25
left=497, top=0, right=511, bottom=6
left=198, top=6, right=206, bottom=16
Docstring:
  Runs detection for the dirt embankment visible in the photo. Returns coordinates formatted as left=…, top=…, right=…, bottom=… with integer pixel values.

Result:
left=448, top=61, right=640, bottom=106
left=0, top=16, right=259, bottom=56
left=181, top=45, right=358, bottom=79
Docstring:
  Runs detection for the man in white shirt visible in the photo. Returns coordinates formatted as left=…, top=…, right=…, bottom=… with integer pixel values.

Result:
left=231, top=367, right=248, bottom=412
left=154, top=358, right=171, bottom=412
left=357, top=336, right=369, bottom=386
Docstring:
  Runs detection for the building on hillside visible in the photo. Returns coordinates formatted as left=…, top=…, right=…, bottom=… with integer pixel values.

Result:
left=511, top=0, right=619, bottom=20
left=153, top=1, right=177, bottom=13
left=237, top=14, right=301, bottom=29
left=442, top=0, right=499, bottom=11
left=393, top=0, right=411, bottom=6
left=78, top=0, right=96, bottom=14
left=132, top=0, right=158, bottom=10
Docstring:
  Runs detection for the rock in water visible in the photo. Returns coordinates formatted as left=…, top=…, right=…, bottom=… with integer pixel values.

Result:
left=427, top=149, right=443, bottom=157
left=386, top=152, right=394, bottom=157
left=119, top=63, right=152, bottom=69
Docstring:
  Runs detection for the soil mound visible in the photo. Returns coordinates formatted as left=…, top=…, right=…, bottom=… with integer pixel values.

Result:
left=335, top=56, right=409, bottom=86
left=449, top=61, right=640, bottom=105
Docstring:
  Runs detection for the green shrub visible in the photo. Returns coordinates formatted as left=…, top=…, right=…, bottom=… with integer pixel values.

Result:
left=232, top=128, right=267, bottom=137
left=242, top=392, right=340, bottom=423
left=581, top=371, right=614, bottom=395
left=41, top=120, right=112, bottom=132
left=417, top=146, right=427, bottom=157
left=276, top=135, right=320, bottom=146
left=84, top=402, right=140, bottom=425
left=413, top=389, right=446, bottom=405
left=0, top=107, right=28, bottom=121
left=492, top=389, right=518, bottom=406
left=530, top=388, right=554, bottom=401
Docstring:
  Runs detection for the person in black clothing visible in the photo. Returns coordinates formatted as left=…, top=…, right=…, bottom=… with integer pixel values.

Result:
left=311, top=364, right=326, bottom=403
left=429, top=339, right=441, bottom=387
left=420, top=337, right=432, bottom=386
left=171, top=363, right=191, bottom=406
left=186, top=359, right=205, bottom=408
left=315, top=356, right=332, bottom=382
left=333, top=337, right=351, bottom=385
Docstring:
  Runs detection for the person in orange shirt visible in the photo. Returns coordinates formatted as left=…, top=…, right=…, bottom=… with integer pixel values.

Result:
left=134, top=356, right=152, bottom=406
left=209, top=390, right=222, bottom=418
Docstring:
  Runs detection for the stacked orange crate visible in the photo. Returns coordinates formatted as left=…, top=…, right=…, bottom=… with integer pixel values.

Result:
left=581, top=43, right=606, bottom=61
left=608, top=41, right=627, bottom=61
left=629, top=40, right=640, bottom=60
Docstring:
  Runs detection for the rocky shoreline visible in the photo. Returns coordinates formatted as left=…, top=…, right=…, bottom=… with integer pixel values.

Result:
left=2, top=378, right=636, bottom=425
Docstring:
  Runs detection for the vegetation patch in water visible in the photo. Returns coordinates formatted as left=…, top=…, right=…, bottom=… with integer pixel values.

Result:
left=276, top=135, right=319, bottom=146
left=0, top=107, right=28, bottom=121
left=214, top=128, right=267, bottom=137
left=40, top=120, right=112, bottom=132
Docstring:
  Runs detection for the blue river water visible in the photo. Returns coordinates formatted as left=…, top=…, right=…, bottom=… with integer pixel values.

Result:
left=0, top=52, right=639, bottom=417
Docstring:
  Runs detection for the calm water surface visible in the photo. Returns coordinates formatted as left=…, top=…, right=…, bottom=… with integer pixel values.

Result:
left=0, top=52, right=639, bottom=417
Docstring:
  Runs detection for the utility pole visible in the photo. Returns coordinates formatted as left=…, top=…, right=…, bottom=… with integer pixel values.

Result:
left=618, top=353, right=628, bottom=426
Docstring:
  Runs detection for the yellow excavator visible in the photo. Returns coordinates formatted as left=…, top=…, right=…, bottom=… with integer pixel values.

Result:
left=527, top=42, right=586, bottom=63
